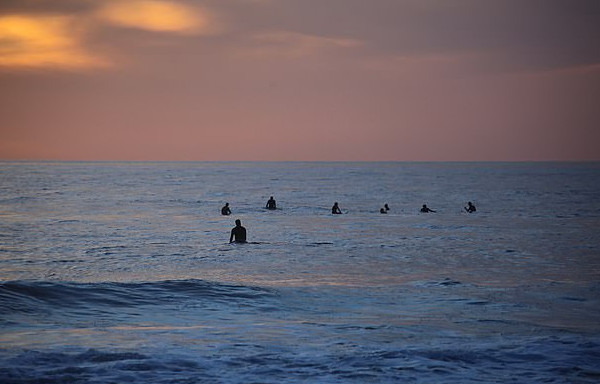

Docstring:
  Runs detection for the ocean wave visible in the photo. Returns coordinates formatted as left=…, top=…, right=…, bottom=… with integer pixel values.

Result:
left=0, top=279, right=276, bottom=319
left=1, top=336, right=599, bottom=384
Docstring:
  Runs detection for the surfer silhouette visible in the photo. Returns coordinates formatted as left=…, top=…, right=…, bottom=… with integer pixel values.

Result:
left=266, top=196, right=277, bottom=210
left=332, top=202, right=342, bottom=214
left=420, top=204, right=436, bottom=213
left=380, top=208, right=387, bottom=214
left=221, top=203, right=231, bottom=216
left=229, top=219, right=247, bottom=243
left=384, top=203, right=390, bottom=212
left=465, top=201, right=476, bottom=213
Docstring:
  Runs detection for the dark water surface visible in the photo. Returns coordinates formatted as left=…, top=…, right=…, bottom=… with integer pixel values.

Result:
left=1, top=162, right=599, bottom=383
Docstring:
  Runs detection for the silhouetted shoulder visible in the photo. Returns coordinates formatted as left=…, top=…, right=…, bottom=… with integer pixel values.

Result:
left=266, top=196, right=277, bottom=210
left=420, top=204, right=436, bottom=213
left=465, top=202, right=476, bottom=213
left=229, top=219, right=247, bottom=243
left=332, top=202, right=342, bottom=214
left=221, top=203, right=231, bottom=216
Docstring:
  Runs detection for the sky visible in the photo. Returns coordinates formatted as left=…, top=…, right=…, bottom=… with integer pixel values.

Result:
left=0, top=0, right=599, bottom=161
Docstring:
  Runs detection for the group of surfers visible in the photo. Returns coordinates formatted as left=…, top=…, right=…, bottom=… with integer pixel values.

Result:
left=226, top=196, right=477, bottom=243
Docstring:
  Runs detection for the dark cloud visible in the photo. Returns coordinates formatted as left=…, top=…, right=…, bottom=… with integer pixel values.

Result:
left=2, top=0, right=598, bottom=72
left=0, top=0, right=95, bottom=14
left=208, top=0, right=600, bottom=72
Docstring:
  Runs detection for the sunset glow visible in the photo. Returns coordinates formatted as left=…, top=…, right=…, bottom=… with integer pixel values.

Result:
left=0, top=15, right=107, bottom=69
left=97, top=1, right=208, bottom=34
left=0, top=0, right=598, bottom=161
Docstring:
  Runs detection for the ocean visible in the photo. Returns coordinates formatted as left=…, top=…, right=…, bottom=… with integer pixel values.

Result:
left=1, top=161, right=599, bottom=383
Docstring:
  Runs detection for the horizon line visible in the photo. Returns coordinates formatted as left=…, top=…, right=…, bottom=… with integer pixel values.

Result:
left=1, top=159, right=599, bottom=164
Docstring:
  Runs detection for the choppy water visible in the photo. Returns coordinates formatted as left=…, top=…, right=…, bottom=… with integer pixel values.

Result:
left=1, top=162, right=599, bottom=383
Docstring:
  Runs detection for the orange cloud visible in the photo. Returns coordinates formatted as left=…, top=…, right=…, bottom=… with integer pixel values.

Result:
left=0, top=15, right=110, bottom=69
left=97, top=0, right=211, bottom=34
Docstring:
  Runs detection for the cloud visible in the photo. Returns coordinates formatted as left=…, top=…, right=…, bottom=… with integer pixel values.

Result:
left=0, top=1, right=221, bottom=71
left=96, top=0, right=213, bottom=34
left=222, top=0, right=600, bottom=74
left=238, top=31, right=362, bottom=58
left=1, top=0, right=598, bottom=76
left=0, top=14, right=110, bottom=69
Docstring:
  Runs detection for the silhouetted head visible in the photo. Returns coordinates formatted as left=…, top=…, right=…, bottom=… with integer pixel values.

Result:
left=270, top=196, right=273, bottom=199
left=468, top=201, right=472, bottom=205
left=422, top=204, right=427, bottom=208
left=225, top=203, right=229, bottom=207
left=235, top=219, right=241, bottom=226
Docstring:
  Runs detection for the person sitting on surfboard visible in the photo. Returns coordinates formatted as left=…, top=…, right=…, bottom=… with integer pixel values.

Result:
left=229, top=219, right=247, bottom=243
left=266, top=196, right=277, bottom=210
left=420, top=204, right=436, bottom=213
left=464, top=201, right=476, bottom=213
left=221, top=203, right=231, bottom=216
left=332, top=202, right=342, bottom=214
left=384, top=203, right=390, bottom=212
